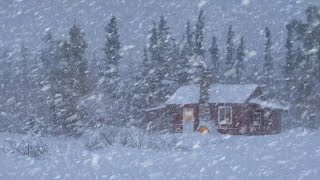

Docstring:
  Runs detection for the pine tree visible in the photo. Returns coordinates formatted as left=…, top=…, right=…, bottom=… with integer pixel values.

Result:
left=194, top=10, right=205, bottom=58
left=104, top=16, right=121, bottom=98
left=146, top=22, right=160, bottom=107
left=263, top=27, right=273, bottom=88
left=149, top=22, right=159, bottom=64
left=284, top=6, right=320, bottom=128
left=171, top=40, right=187, bottom=85
left=306, top=5, right=320, bottom=26
left=192, top=10, right=206, bottom=83
left=236, top=37, right=245, bottom=83
left=53, top=24, right=89, bottom=135
left=226, top=25, right=235, bottom=69
left=157, top=16, right=171, bottom=81
left=142, top=47, right=150, bottom=77
left=40, top=31, right=59, bottom=126
left=285, top=23, right=295, bottom=81
left=69, top=24, right=89, bottom=96
left=225, top=25, right=235, bottom=83
left=185, top=21, right=194, bottom=56
left=157, top=16, right=173, bottom=104
left=180, top=21, right=194, bottom=84
left=209, top=35, right=219, bottom=77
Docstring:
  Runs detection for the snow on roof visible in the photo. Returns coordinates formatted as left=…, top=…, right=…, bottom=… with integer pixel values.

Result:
left=209, top=84, right=258, bottom=104
left=145, top=105, right=166, bottom=112
left=166, top=84, right=200, bottom=105
left=249, top=98, right=290, bottom=111
left=165, top=84, right=258, bottom=105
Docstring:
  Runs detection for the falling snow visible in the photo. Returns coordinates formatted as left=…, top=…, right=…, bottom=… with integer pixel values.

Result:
left=0, top=0, right=320, bottom=179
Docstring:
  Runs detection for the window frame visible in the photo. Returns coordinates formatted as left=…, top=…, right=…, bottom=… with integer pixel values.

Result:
left=218, top=106, right=233, bottom=125
left=253, top=112, right=262, bottom=126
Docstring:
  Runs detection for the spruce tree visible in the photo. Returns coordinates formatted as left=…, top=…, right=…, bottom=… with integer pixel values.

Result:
left=157, top=16, right=173, bottom=103
left=185, top=21, right=194, bottom=56
left=226, top=25, right=235, bottom=68
left=225, top=25, right=235, bottom=83
left=146, top=22, right=160, bottom=107
left=54, top=24, right=89, bottom=135
left=236, top=37, right=245, bottom=83
left=149, top=22, right=159, bottom=64
left=306, top=5, right=320, bottom=26
left=209, top=35, right=219, bottom=77
left=285, top=23, right=295, bottom=81
left=181, top=21, right=194, bottom=84
left=142, top=47, right=150, bottom=77
left=40, top=31, right=59, bottom=125
left=157, top=16, right=171, bottom=81
left=192, top=10, right=205, bottom=83
left=283, top=6, right=320, bottom=128
left=104, top=16, right=121, bottom=98
left=69, top=24, right=89, bottom=96
left=194, top=10, right=205, bottom=58
left=263, top=27, right=273, bottom=88
left=55, top=40, right=74, bottom=134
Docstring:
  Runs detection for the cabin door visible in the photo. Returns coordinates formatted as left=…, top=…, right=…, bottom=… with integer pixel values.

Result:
left=183, top=107, right=195, bottom=133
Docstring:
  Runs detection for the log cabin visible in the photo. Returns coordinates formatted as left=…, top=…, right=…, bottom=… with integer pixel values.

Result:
left=146, top=75, right=288, bottom=135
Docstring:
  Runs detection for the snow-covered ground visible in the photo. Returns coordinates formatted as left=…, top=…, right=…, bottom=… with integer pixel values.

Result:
left=0, top=128, right=319, bottom=180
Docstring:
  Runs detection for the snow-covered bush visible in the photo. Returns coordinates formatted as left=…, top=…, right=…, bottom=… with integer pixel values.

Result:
left=5, top=138, right=48, bottom=158
left=84, top=136, right=104, bottom=151
left=83, top=126, right=190, bottom=152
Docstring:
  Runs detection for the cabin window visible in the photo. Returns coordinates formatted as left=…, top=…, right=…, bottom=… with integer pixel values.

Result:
left=218, top=106, right=232, bottom=125
left=253, top=112, right=262, bottom=125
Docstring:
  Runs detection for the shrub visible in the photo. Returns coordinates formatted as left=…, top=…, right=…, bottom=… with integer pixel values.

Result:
left=83, top=126, right=191, bottom=152
left=5, top=138, right=48, bottom=158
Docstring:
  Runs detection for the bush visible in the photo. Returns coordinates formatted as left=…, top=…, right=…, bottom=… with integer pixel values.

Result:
left=5, top=138, right=48, bottom=158
left=84, top=136, right=104, bottom=151
left=83, top=126, right=190, bottom=152
left=99, top=127, right=118, bottom=146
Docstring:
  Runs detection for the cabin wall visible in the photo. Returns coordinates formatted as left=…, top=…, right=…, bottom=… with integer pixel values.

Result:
left=211, top=104, right=250, bottom=135
left=210, top=104, right=282, bottom=135
left=167, top=103, right=282, bottom=135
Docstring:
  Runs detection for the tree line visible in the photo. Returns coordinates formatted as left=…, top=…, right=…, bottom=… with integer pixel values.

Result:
left=0, top=5, right=319, bottom=136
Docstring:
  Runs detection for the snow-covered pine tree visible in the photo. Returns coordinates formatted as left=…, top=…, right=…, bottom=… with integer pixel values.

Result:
left=191, top=10, right=206, bottom=83
left=69, top=24, right=90, bottom=97
left=53, top=24, right=89, bottom=136
left=39, top=31, right=59, bottom=127
left=285, top=5, right=320, bottom=128
left=0, top=49, right=13, bottom=131
left=209, top=35, right=219, bottom=79
left=180, top=21, right=194, bottom=84
left=104, top=16, right=121, bottom=98
left=171, top=40, right=186, bottom=86
left=156, top=16, right=173, bottom=103
left=185, top=21, right=194, bottom=57
left=146, top=22, right=160, bottom=107
left=263, top=27, right=274, bottom=96
left=225, top=25, right=235, bottom=83
left=194, top=10, right=205, bottom=58
left=69, top=24, right=89, bottom=132
left=55, top=40, right=74, bottom=134
left=284, top=22, right=295, bottom=98
left=235, top=36, right=245, bottom=83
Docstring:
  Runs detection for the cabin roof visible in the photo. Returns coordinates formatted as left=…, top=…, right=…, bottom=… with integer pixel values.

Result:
left=166, top=84, right=200, bottom=105
left=249, top=98, right=289, bottom=111
left=209, top=84, right=258, bottom=104
left=166, top=83, right=259, bottom=105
